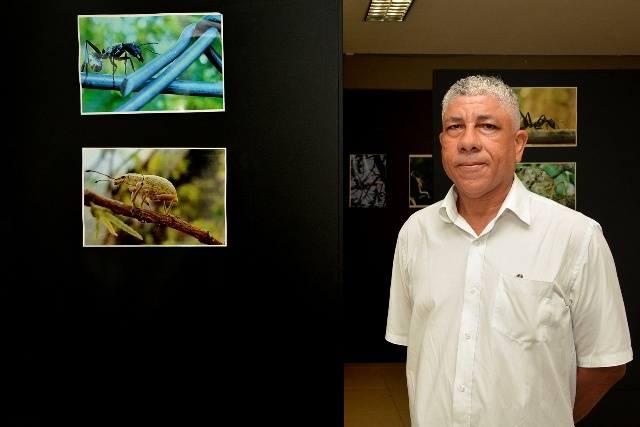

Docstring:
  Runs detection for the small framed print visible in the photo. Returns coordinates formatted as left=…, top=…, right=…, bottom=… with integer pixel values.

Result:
left=349, top=154, right=386, bottom=208
left=409, top=155, right=434, bottom=208
left=83, top=147, right=227, bottom=246
left=78, top=13, right=224, bottom=115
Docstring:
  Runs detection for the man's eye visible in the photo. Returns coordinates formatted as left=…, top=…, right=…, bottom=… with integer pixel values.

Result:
left=479, top=123, right=497, bottom=130
left=448, top=124, right=462, bottom=130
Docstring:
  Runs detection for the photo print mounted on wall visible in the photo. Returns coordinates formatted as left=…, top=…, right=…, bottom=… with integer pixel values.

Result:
left=516, top=162, right=576, bottom=210
left=512, top=87, right=577, bottom=147
left=83, top=148, right=227, bottom=246
left=78, top=13, right=224, bottom=114
left=349, top=154, right=386, bottom=208
left=409, top=155, right=434, bottom=208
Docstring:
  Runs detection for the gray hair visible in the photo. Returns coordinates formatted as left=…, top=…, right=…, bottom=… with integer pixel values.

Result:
left=441, top=75, right=520, bottom=132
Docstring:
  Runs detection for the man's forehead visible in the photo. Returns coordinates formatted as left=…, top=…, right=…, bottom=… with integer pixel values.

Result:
left=444, top=95, right=502, bottom=117
left=447, top=94, right=500, bottom=108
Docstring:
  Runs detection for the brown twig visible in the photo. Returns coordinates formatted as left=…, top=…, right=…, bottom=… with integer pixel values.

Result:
left=84, top=189, right=224, bottom=245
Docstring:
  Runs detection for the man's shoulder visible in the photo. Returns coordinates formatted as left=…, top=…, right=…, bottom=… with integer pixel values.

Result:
left=398, top=201, right=442, bottom=231
left=527, top=191, right=600, bottom=230
left=407, top=200, right=443, bottom=220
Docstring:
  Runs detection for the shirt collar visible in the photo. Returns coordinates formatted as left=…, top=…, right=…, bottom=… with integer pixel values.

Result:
left=439, top=174, right=531, bottom=225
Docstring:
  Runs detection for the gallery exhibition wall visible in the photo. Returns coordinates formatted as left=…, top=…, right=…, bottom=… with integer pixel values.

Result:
left=16, top=0, right=640, bottom=422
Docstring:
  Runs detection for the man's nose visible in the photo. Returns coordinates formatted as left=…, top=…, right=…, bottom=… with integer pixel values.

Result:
left=458, top=127, right=481, bottom=151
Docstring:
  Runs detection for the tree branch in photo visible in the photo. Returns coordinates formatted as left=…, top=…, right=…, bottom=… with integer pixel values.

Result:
left=84, top=189, right=224, bottom=245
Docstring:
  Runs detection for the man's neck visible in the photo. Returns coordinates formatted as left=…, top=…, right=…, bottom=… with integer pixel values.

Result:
left=455, top=186, right=510, bottom=235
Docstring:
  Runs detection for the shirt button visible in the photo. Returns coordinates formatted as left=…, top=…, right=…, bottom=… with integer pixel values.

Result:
left=474, top=240, right=481, bottom=246
left=459, top=384, right=466, bottom=392
left=465, top=333, right=471, bottom=339
left=470, top=287, right=476, bottom=294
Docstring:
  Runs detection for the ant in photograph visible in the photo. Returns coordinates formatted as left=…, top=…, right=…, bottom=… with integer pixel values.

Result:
left=519, top=110, right=563, bottom=130
left=81, top=40, right=160, bottom=88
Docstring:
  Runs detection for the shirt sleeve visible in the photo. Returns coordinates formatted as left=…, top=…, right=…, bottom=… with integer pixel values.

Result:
left=385, top=225, right=412, bottom=346
left=570, top=223, right=633, bottom=367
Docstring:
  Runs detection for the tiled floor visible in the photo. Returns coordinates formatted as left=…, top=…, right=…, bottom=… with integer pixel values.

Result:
left=344, top=362, right=410, bottom=427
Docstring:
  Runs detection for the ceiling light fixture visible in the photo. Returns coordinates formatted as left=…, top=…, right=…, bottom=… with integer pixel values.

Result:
left=365, top=0, right=414, bottom=22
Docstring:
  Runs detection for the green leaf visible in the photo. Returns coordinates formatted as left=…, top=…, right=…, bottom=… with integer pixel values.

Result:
left=89, top=202, right=143, bottom=241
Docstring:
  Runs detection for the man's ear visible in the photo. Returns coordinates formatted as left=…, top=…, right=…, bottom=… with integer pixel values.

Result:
left=514, top=129, right=528, bottom=162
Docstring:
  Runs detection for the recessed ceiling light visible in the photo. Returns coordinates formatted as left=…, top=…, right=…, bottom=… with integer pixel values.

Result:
left=365, top=0, right=414, bottom=22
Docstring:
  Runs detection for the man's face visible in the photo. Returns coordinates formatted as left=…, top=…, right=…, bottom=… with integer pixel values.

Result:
left=439, top=95, right=527, bottom=201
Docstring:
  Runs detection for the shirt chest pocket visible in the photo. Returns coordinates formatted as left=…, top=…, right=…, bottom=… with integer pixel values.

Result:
left=491, top=274, right=554, bottom=343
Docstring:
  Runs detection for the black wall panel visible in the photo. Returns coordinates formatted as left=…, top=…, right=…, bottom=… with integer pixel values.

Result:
left=18, top=1, right=342, bottom=423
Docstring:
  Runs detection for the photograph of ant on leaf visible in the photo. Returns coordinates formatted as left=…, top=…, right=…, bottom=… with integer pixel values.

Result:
left=512, top=87, right=577, bottom=147
left=78, top=13, right=223, bottom=114
left=83, top=148, right=226, bottom=246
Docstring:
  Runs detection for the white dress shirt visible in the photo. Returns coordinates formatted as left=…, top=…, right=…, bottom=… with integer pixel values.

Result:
left=385, top=175, right=633, bottom=426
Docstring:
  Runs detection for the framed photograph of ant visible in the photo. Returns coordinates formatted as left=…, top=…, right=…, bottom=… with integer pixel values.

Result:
left=78, top=13, right=224, bottom=115
left=511, top=87, right=577, bottom=147
left=83, top=147, right=227, bottom=246
left=516, top=162, right=576, bottom=210
left=409, top=155, right=434, bottom=208
left=349, top=154, right=387, bottom=208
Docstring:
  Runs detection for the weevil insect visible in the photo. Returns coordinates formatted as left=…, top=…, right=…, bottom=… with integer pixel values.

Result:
left=86, top=170, right=178, bottom=215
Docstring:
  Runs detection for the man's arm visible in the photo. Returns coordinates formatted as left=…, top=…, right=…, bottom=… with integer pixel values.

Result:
left=573, top=364, right=626, bottom=424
